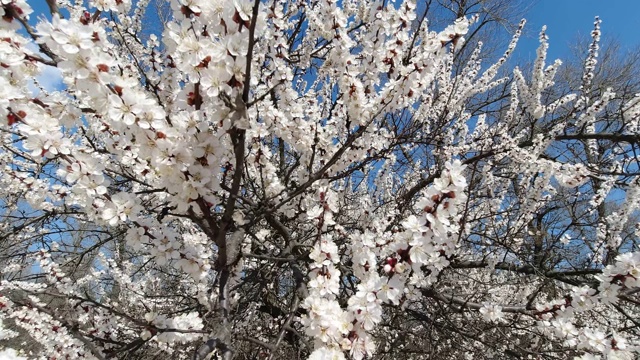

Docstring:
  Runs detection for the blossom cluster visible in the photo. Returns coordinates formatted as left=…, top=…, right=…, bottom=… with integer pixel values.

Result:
left=303, top=161, right=468, bottom=359
left=528, top=252, right=640, bottom=357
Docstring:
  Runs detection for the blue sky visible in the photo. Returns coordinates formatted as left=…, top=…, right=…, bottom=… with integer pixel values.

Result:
left=519, top=0, right=640, bottom=61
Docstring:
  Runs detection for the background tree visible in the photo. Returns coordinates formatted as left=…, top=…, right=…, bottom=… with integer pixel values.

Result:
left=0, top=0, right=639, bottom=359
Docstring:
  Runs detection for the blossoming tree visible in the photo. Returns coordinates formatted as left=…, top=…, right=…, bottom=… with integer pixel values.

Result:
left=0, top=0, right=639, bottom=359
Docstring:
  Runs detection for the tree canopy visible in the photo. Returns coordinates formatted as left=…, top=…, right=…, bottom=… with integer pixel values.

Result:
left=0, top=0, right=639, bottom=359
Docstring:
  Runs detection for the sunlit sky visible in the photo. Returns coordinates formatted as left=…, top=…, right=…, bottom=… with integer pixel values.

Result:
left=521, top=0, right=640, bottom=60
